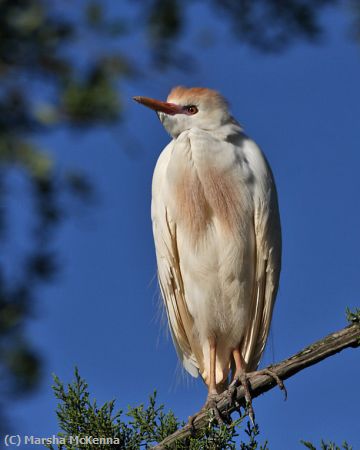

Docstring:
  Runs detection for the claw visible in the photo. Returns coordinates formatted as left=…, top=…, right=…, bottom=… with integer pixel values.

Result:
left=226, top=367, right=287, bottom=425
left=239, top=373, right=255, bottom=424
left=229, top=373, right=255, bottom=424
left=188, top=393, right=227, bottom=429
left=205, top=393, right=225, bottom=425
left=258, top=368, right=287, bottom=400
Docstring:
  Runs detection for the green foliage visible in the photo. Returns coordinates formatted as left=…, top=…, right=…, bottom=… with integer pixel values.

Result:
left=186, top=415, right=242, bottom=450
left=48, top=369, right=269, bottom=450
left=345, top=307, right=360, bottom=324
left=239, top=421, right=269, bottom=450
left=301, top=440, right=353, bottom=450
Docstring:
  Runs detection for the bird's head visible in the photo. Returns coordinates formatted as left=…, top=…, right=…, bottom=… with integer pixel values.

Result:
left=133, top=86, right=230, bottom=138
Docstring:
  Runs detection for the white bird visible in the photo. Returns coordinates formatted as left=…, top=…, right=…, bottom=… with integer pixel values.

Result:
left=134, top=86, right=281, bottom=417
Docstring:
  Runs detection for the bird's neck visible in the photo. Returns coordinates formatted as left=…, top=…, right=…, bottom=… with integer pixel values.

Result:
left=172, top=117, right=243, bottom=143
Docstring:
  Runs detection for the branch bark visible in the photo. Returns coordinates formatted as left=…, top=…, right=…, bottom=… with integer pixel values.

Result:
left=153, top=323, right=360, bottom=449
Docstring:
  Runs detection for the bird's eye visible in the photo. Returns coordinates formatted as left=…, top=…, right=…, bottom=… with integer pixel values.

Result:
left=184, top=105, right=198, bottom=115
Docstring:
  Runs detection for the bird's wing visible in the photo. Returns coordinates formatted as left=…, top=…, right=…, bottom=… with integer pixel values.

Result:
left=151, top=144, right=203, bottom=378
left=241, top=140, right=282, bottom=371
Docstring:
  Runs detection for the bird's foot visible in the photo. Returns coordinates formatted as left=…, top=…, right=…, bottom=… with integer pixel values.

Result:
left=188, top=392, right=227, bottom=431
left=228, top=373, right=255, bottom=424
left=227, top=368, right=287, bottom=424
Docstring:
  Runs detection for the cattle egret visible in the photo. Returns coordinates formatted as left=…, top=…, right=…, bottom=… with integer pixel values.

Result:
left=134, top=87, right=281, bottom=420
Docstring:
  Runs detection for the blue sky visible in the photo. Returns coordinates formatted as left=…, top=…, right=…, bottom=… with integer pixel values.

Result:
left=9, top=3, right=360, bottom=448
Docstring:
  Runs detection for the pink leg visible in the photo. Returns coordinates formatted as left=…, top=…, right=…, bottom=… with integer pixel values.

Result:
left=188, top=337, right=225, bottom=428
left=208, top=337, right=217, bottom=395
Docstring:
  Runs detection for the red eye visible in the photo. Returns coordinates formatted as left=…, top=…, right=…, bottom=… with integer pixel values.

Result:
left=185, top=105, right=198, bottom=115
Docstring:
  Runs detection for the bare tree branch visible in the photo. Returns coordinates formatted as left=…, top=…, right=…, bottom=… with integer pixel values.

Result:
left=153, top=323, right=360, bottom=449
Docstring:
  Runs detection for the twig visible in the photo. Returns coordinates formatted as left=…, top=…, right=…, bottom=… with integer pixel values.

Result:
left=152, top=323, right=360, bottom=449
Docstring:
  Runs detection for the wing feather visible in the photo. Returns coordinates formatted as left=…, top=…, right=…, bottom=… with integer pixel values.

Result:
left=242, top=157, right=281, bottom=371
left=152, top=145, right=204, bottom=377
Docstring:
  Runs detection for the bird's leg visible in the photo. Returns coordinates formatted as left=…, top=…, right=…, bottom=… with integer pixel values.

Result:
left=208, top=336, right=217, bottom=396
left=227, top=347, right=255, bottom=423
left=204, top=338, right=225, bottom=424
left=188, top=338, right=225, bottom=428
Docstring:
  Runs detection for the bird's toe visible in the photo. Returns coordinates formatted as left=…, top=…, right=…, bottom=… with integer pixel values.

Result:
left=255, top=368, right=287, bottom=400
left=228, top=372, right=255, bottom=424
left=204, top=393, right=227, bottom=425
left=188, top=393, right=229, bottom=430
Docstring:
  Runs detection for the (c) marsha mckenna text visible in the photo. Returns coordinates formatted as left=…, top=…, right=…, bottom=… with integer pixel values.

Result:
left=4, top=435, right=121, bottom=446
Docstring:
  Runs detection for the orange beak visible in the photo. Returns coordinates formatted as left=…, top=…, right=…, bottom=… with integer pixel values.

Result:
left=133, top=96, right=183, bottom=115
